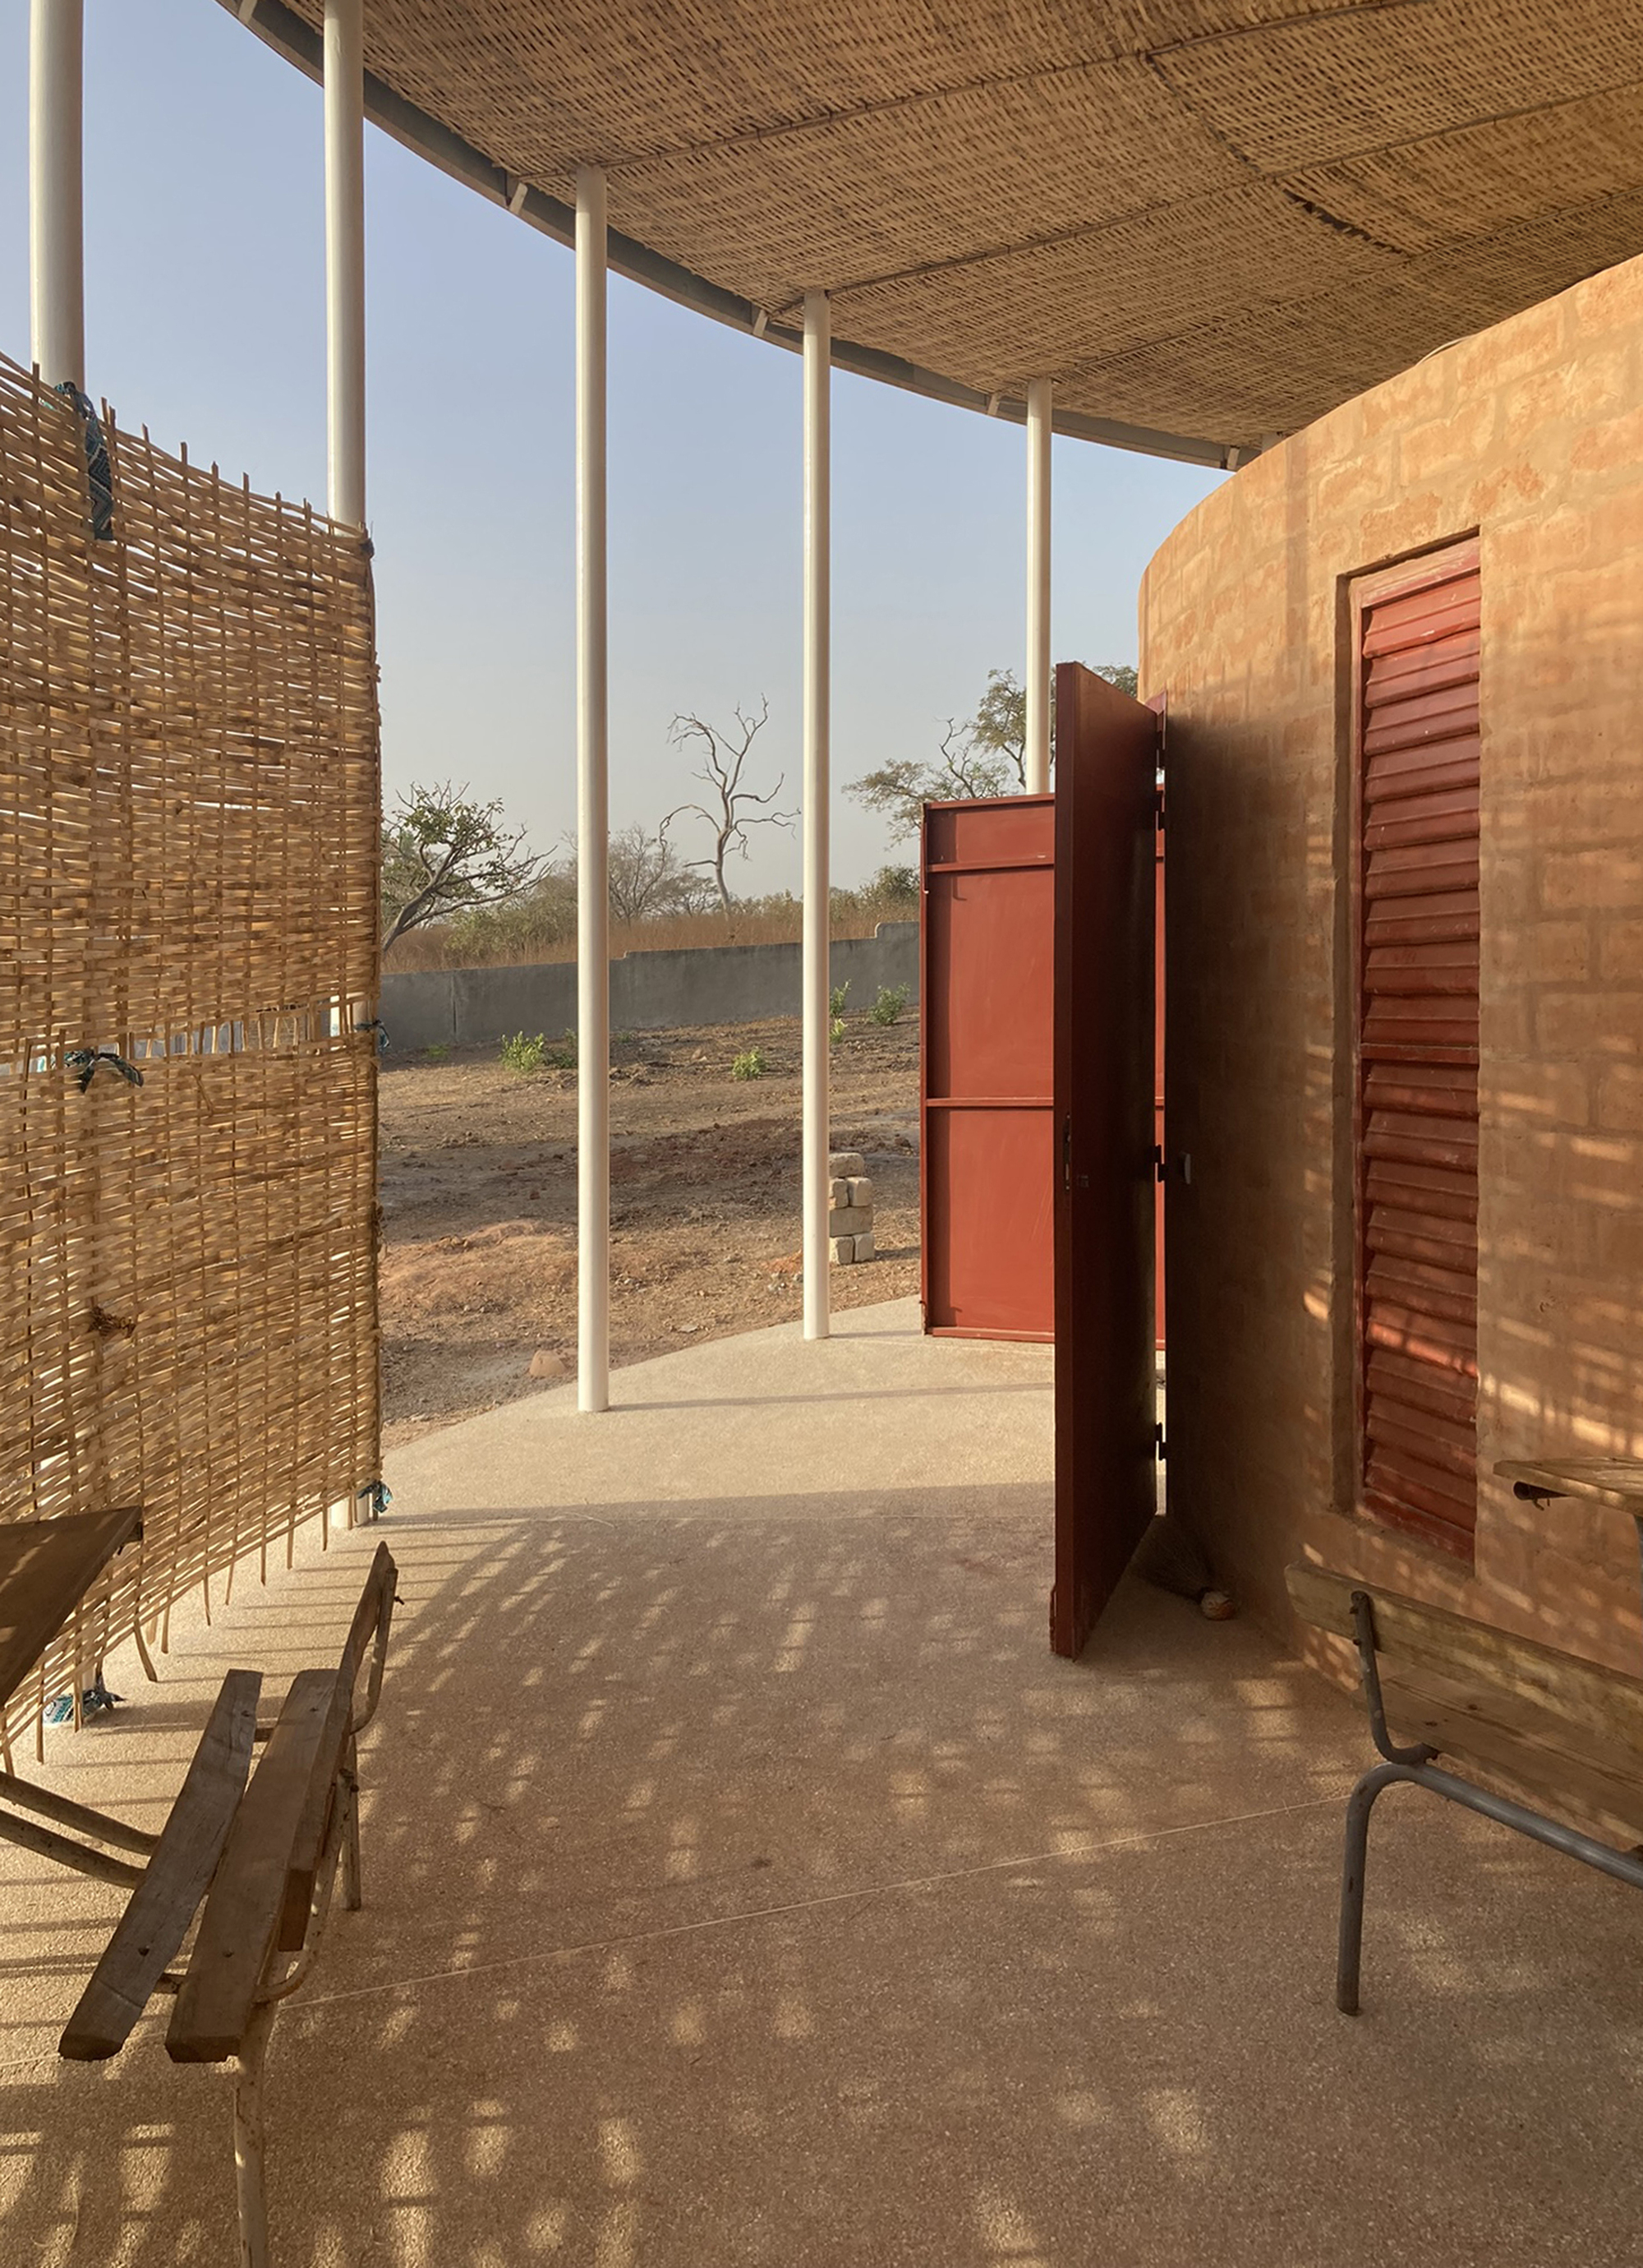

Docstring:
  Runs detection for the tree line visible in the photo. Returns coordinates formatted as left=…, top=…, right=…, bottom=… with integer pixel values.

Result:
left=382, top=665, right=1137, bottom=951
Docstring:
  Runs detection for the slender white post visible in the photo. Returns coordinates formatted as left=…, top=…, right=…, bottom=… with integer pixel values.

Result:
left=1024, top=377, right=1053, bottom=795
left=29, top=0, right=85, bottom=392
left=802, top=289, right=831, bottom=1339
left=324, top=0, right=366, bottom=528
left=576, top=165, right=610, bottom=1411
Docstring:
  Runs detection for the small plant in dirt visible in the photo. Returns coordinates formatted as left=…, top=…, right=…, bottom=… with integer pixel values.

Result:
left=423, top=1042, right=452, bottom=1061
left=870, top=984, right=909, bottom=1028
left=545, top=1029, right=578, bottom=1070
left=499, top=1031, right=548, bottom=1074
left=830, top=980, right=850, bottom=1017
left=732, top=1047, right=767, bottom=1081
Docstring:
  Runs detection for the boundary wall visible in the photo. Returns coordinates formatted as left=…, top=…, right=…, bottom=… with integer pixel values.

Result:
left=380, top=923, right=919, bottom=1052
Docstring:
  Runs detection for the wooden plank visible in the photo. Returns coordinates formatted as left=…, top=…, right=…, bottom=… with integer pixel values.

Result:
left=166, top=1670, right=343, bottom=2064
left=1365, top=1305, right=1477, bottom=1370
left=1365, top=1257, right=1478, bottom=1324
left=0, top=1509, right=143, bottom=1711
left=1495, top=1459, right=1643, bottom=1513
left=1361, top=592, right=1480, bottom=657
left=276, top=1543, right=398, bottom=1951
left=1286, top=1564, right=1643, bottom=1750
left=1383, top=1668, right=1643, bottom=1847
left=1366, top=1399, right=1478, bottom=1477
left=338, top=1543, right=398, bottom=1716
left=1366, top=1440, right=1476, bottom=1514
left=277, top=1676, right=352, bottom=1952
left=59, top=1670, right=261, bottom=2062
left=1363, top=1113, right=1479, bottom=1170
left=1365, top=843, right=1481, bottom=898
left=1365, top=751, right=1480, bottom=802
left=1362, top=1063, right=1477, bottom=1116
left=1367, top=1348, right=1476, bottom=1420
left=1363, top=703, right=1480, bottom=759
left=1365, top=627, right=1480, bottom=701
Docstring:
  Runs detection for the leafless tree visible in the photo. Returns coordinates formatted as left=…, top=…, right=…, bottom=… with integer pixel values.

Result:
left=666, top=698, right=795, bottom=910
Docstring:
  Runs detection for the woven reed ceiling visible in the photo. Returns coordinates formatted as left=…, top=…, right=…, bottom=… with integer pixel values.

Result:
left=251, top=0, right=1643, bottom=459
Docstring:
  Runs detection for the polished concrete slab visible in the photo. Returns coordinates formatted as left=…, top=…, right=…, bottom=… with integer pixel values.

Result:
left=0, top=1302, right=1637, bottom=2265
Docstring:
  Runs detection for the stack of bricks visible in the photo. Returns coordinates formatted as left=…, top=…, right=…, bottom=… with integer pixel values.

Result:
left=828, top=1150, right=874, bottom=1265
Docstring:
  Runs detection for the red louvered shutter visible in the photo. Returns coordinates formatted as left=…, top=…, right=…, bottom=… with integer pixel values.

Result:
left=1355, top=546, right=1480, bottom=1559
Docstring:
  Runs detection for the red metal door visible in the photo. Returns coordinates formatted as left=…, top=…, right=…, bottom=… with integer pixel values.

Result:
left=1052, top=664, right=1161, bottom=1657
left=1354, top=544, right=1480, bottom=1558
left=920, top=795, right=1055, bottom=1339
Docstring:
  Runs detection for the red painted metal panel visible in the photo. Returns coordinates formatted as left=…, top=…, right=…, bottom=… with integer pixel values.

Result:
left=1052, top=664, right=1159, bottom=1657
left=1355, top=545, right=1481, bottom=1560
left=920, top=795, right=1055, bottom=1339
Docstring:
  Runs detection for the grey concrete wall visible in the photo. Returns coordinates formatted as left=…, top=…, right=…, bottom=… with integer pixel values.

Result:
left=380, top=922, right=918, bottom=1052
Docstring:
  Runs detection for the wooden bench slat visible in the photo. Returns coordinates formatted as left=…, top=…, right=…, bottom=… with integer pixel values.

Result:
left=1385, top=1670, right=1643, bottom=1849
left=59, top=1669, right=262, bottom=2062
left=275, top=1544, right=395, bottom=1952
left=1286, top=1561, right=1643, bottom=1752
left=277, top=1676, right=352, bottom=1953
left=338, top=1544, right=397, bottom=1708
left=165, top=1669, right=344, bottom=2065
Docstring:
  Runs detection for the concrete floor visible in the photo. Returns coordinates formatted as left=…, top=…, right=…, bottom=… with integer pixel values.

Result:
left=1, top=1298, right=1639, bottom=2266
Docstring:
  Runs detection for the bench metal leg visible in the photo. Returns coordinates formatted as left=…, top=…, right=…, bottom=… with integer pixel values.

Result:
left=1337, top=1754, right=1643, bottom=2016
left=233, top=1998, right=278, bottom=2268
left=1337, top=1760, right=1413, bottom=2016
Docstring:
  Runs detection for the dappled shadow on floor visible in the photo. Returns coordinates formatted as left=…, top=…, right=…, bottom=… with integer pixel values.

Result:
left=1, top=1487, right=1640, bottom=2266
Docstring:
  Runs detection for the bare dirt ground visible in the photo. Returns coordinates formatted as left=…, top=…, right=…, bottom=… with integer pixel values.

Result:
left=379, top=1013, right=919, bottom=1445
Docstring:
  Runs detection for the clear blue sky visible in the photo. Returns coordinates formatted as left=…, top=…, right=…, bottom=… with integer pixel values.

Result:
left=0, top=0, right=1224, bottom=891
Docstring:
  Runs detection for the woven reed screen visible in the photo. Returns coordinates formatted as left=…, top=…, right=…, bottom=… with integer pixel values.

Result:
left=0, top=352, right=380, bottom=1748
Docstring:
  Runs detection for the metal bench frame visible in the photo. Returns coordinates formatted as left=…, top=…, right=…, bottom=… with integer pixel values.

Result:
left=1337, top=1588, right=1643, bottom=2013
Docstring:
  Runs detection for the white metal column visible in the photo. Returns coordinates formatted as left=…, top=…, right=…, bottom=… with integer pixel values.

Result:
left=324, top=0, right=366, bottom=528
left=802, top=289, right=831, bottom=1339
left=29, top=0, right=85, bottom=392
left=576, top=165, right=610, bottom=1411
left=1024, top=377, right=1052, bottom=795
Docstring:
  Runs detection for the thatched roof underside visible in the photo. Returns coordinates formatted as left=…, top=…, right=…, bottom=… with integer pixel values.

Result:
left=231, top=0, right=1643, bottom=463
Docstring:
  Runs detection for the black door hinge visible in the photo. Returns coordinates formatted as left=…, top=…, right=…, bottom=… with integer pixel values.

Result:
left=1154, top=1422, right=1167, bottom=1462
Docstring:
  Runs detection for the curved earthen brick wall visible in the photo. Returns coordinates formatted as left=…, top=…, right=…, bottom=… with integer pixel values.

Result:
left=1141, top=254, right=1643, bottom=1672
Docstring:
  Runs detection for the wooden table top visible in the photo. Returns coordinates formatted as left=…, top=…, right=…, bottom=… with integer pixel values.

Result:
left=0, top=1507, right=142, bottom=1712
left=1496, top=1459, right=1643, bottom=1514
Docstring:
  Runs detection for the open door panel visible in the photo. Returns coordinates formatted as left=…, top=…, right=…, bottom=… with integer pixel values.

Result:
left=1052, top=664, right=1161, bottom=1657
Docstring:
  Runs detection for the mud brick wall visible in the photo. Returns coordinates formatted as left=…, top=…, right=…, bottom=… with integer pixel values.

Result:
left=1142, top=253, right=1643, bottom=1673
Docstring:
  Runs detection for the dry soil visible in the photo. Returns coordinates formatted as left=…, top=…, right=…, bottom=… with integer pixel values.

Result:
left=379, top=1012, right=919, bottom=1443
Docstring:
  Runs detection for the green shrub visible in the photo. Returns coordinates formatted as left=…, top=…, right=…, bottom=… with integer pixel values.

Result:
left=731, top=1047, right=767, bottom=1081
left=829, top=1014, right=846, bottom=1046
left=499, top=1031, right=547, bottom=1074
left=870, top=984, right=909, bottom=1028
left=423, top=1042, right=452, bottom=1061
left=544, top=1028, right=578, bottom=1070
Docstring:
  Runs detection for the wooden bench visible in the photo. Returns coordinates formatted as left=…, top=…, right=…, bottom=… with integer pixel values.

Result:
left=58, top=1542, right=398, bottom=2267
left=1287, top=1561, right=1643, bottom=2014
